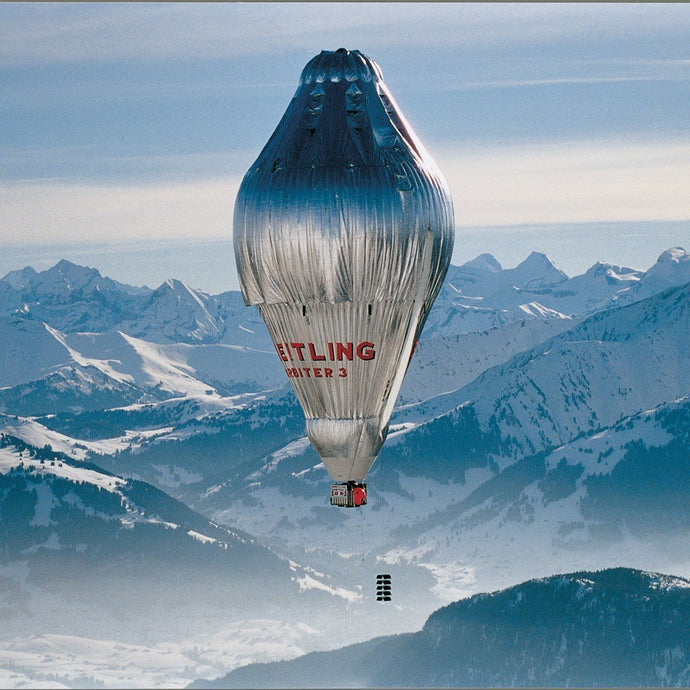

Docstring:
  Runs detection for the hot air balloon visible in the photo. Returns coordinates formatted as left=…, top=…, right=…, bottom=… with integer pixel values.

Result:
left=234, top=49, right=454, bottom=507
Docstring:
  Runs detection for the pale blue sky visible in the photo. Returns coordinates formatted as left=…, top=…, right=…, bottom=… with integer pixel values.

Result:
left=1, top=3, right=689, bottom=291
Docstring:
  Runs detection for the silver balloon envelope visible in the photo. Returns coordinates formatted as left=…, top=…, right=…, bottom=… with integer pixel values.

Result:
left=234, top=49, right=454, bottom=483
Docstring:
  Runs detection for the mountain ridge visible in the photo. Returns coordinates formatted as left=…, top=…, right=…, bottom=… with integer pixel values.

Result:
left=0, top=431, right=359, bottom=646
left=3, top=248, right=688, bottom=345
left=198, top=567, right=690, bottom=688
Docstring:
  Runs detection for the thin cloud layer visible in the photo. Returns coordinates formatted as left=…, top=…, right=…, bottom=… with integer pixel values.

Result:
left=2, top=4, right=689, bottom=65
left=4, top=136, right=688, bottom=250
left=440, top=139, right=690, bottom=226
left=1, top=178, right=240, bottom=245
left=1, top=2, right=689, bottom=275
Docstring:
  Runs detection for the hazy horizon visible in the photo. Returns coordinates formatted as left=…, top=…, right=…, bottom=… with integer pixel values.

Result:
left=1, top=220, right=686, bottom=295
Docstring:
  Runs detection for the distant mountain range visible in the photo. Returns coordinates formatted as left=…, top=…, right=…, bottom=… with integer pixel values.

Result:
left=0, top=246, right=688, bottom=686
left=202, top=567, right=690, bottom=688
left=0, top=258, right=264, bottom=346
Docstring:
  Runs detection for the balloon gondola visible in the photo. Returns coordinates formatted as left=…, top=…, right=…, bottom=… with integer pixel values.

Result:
left=234, top=49, right=454, bottom=506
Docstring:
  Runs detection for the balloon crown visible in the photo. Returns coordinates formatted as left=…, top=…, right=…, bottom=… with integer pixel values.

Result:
left=299, top=48, right=384, bottom=85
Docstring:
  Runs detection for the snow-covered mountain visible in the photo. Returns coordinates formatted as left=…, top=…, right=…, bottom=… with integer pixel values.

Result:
left=3, top=252, right=688, bottom=571
left=2, top=249, right=688, bottom=347
left=633, top=246, right=690, bottom=300
left=0, top=259, right=267, bottom=347
left=0, top=315, right=282, bottom=419
left=397, top=317, right=575, bottom=404
left=120, top=278, right=226, bottom=344
left=176, top=277, right=688, bottom=483
left=1, top=246, right=689, bottom=687
left=0, top=425, right=438, bottom=686
left=183, top=394, right=690, bottom=605
left=1, top=259, right=150, bottom=334
left=205, top=567, right=690, bottom=688
left=0, top=317, right=80, bottom=388
left=185, top=279, right=689, bottom=598
left=2, top=249, right=686, bottom=411
left=0, top=431, right=367, bottom=647
left=424, top=248, right=688, bottom=338
left=402, top=278, right=690, bottom=454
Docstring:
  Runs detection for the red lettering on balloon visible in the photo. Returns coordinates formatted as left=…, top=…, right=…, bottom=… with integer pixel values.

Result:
left=276, top=343, right=289, bottom=362
left=356, top=341, right=375, bottom=360
left=290, top=342, right=306, bottom=361
left=336, top=342, right=353, bottom=361
left=278, top=341, right=377, bottom=367
left=308, top=343, right=326, bottom=361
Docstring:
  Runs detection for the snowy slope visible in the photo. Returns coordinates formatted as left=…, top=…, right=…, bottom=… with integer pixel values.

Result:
left=0, top=364, right=149, bottom=416
left=398, top=317, right=575, bottom=404
left=0, top=622, right=327, bottom=689
left=64, top=330, right=282, bottom=397
left=197, top=394, right=690, bottom=602
left=401, top=279, right=690, bottom=453
left=119, top=278, right=226, bottom=344
left=0, top=317, right=157, bottom=414
left=549, top=260, right=643, bottom=313
left=424, top=248, right=689, bottom=339
left=376, top=396, right=690, bottom=593
left=189, top=282, right=690, bottom=603
left=0, top=317, right=78, bottom=388
left=0, top=433, right=363, bottom=646
left=632, top=246, right=690, bottom=300
left=82, top=388, right=308, bottom=491
left=209, top=568, right=690, bottom=689
left=0, top=318, right=283, bottom=418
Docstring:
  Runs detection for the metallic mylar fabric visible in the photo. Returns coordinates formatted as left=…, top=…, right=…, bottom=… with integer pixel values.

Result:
left=234, top=49, right=454, bottom=483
